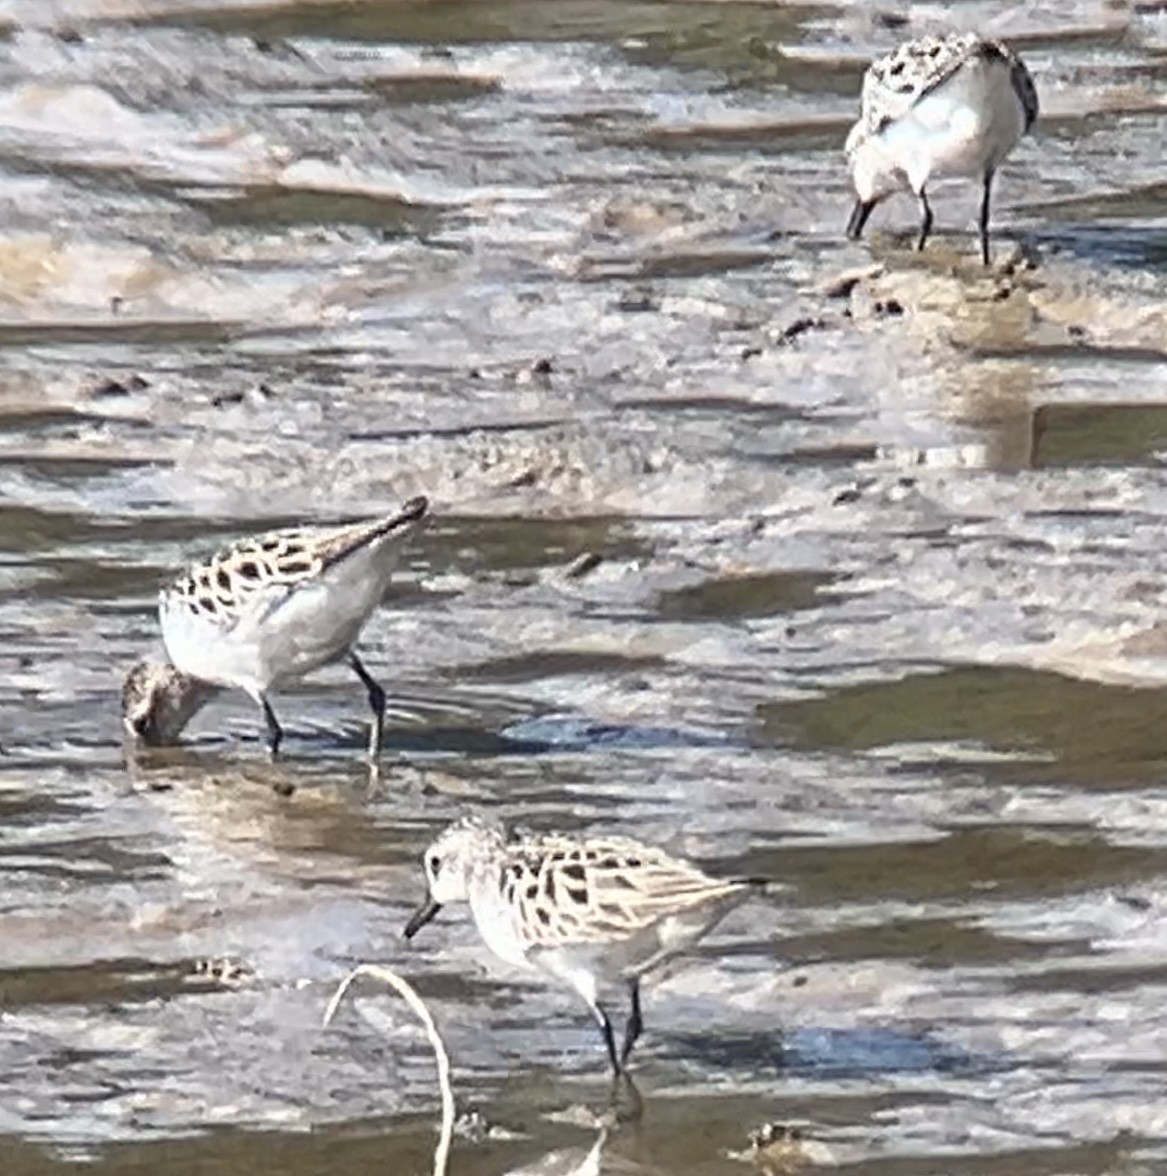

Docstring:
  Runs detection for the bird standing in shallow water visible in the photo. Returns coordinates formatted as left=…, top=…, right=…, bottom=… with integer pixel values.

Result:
left=403, top=815, right=767, bottom=1077
left=845, top=32, right=1038, bottom=264
left=122, top=495, right=428, bottom=762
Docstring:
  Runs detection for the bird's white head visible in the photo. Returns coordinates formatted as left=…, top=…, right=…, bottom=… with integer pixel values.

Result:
left=846, top=127, right=904, bottom=205
left=845, top=125, right=905, bottom=239
left=425, top=815, right=507, bottom=903
left=122, top=661, right=218, bottom=745
left=403, top=815, right=507, bottom=938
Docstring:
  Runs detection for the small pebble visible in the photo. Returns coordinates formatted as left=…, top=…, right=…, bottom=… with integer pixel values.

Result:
left=873, top=297, right=904, bottom=317
left=818, top=264, right=883, bottom=298
left=564, top=551, right=603, bottom=580
left=90, top=379, right=128, bottom=399
left=775, top=316, right=827, bottom=345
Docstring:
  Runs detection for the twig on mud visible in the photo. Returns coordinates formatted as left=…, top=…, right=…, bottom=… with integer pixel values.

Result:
left=323, top=964, right=455, bottom=1176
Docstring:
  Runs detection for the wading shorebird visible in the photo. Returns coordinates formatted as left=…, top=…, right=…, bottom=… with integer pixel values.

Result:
left=845, top=31, right=1038, bottom=264
left=122, top=495, right=428, bottom=762
left=404, top=815, right=767, bottom=1077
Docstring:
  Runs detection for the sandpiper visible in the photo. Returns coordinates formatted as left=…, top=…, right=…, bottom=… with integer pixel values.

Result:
left=121, top=662, right=221, bottom=747
left=403, top=815, right=766, bottom=1076
left=845, top=32, right=1038, bottom=264
left=122, top=495, right=428, bottom=761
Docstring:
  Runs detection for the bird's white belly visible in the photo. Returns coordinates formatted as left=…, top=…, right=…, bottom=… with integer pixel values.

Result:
left=895, top=70, right=1025, bottom=187
left=160, top=599, right=261, bottom=692
left=254, top=578, right=373, bottom=684
left=471, top=892, right=532, bottom=970
left=890, top=104, right=986, bottom=186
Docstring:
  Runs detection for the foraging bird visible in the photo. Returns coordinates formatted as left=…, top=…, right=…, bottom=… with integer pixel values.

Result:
left=845, top=32, right=1038, bottom=264
left=121, top=662, right=221, bottom=747
left=403, top=815, right=766, bottom=1076
left=122, top=495, right=428, bottom=760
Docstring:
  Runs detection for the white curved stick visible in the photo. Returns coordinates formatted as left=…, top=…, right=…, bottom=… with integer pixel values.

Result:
left=323, top=964, right=455, bottom=1176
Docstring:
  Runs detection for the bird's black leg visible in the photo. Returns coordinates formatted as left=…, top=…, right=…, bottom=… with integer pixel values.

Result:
left=916, top=189, right=933, bottom=253
left=591, top=1000, right=622, bottom=1077
left=260, top=696, right=283, bottom=759
left=348, top=652, right=386, bottom=760
left=979, top=170, right=995, bottom=266
left=619, top=978, right=643, bottom=1068
left=846, top=199, right=875, bottom=240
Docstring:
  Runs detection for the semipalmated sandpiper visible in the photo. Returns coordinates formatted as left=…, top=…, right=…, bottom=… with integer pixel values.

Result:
left=403, top=815, right=765, bottom=1076
left=845, top=32, right=1038, bottom=264
left=122, top=495, right=428, bottom=761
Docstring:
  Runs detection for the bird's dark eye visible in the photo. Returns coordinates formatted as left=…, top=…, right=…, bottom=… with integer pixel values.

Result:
left=129, top=712, right=154, bottom=740
left=428, top=854, right=442, bottom=875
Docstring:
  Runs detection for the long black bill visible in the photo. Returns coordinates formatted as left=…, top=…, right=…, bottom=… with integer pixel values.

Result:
left=403, top=896, right=443, bottom=939
left=395, top=495, right=429, bottom=528
left=845, top=199, right=876, bottom=241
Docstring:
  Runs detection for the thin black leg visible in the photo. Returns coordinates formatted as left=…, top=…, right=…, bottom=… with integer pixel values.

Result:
left=592, top=1001, right=622, bottom=1077
left=261, top=697, right=283, bottom=759
left=348, top=652, right=386, bottom=760
left=915, top=189, right=933, bottom=253
left=619, top=978, right=643, bottom=1068
left=846, top=199, right=875, bottom=240
left=979, top=170, right=994, bottom=266
left=608, top=1069, right=644, bottom=1122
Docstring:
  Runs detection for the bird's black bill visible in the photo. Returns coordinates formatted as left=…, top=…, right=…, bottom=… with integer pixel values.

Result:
left=395, top=496, right=429, bottom=527
left=846, top=200, right=875, bottom=240
left=403, top=896, right=442, bottom=939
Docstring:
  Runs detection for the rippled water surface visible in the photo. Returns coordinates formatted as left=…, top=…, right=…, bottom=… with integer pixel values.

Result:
left=1, top=0, right=1166, bottom=1172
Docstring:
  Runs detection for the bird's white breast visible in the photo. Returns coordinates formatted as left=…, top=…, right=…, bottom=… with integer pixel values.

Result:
left=888, top=56, right=1027, bottom=188
left=159, top=590, right=261, bottom=693
left=469, top=882, right=532, bottom=969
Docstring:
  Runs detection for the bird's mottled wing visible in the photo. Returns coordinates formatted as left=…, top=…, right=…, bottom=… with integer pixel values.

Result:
left=507, top=836, right=746, bottom=946
left=165, top=529, right=326, bottom=633
left=860, top=32, right=981, bottom=135
left=162, top=498, right=426, bottom=634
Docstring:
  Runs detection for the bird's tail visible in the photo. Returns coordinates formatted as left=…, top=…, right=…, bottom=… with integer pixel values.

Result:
left=317, top=495, right=429, bottom=571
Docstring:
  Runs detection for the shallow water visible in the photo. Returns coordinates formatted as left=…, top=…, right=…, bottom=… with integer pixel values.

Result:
left=1, top=0, right=1166, bottom=1172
